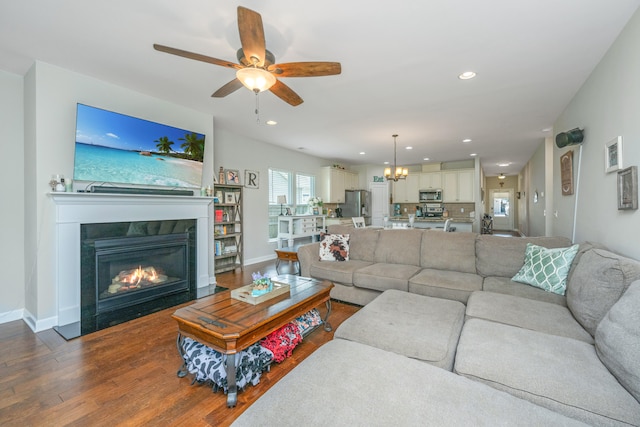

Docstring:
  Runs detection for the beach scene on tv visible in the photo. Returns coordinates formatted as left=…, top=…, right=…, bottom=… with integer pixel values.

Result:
left=73, top=104, right=205, bottom=189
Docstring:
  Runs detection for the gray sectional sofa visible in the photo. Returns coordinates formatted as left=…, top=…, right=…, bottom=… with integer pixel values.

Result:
left=233, top=226, right=640, bottom=426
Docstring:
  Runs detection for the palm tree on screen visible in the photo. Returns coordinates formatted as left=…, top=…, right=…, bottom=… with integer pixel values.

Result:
left=155, top=136, right=174, bottom=154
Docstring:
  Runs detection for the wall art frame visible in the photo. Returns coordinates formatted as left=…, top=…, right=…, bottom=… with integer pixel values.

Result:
left=224, top=169, right=241, bottom=185
left=244, top=170, right=259, bottom=189
left=605, top=136, right=622, bottom=173
left=225, top=192, right=235, bottom=204
left=617, top=166, right=638, bottom=210
left=560, top=150, right=574, bottom=196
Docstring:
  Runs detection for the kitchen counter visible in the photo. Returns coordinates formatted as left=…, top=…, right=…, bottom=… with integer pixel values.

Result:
left=389, top=216, right=475, bottom=223
left=388, top=216, right=475, bottom=232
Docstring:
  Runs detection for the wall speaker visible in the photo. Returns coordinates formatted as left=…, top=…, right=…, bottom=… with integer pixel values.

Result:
left=555, top=128, right=584, bottom=148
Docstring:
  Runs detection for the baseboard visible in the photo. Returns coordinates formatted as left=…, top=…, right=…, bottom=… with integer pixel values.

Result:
left=244, top=253, right=277, bottom=266
left=0, top=308, right=25, bottom=325
left=23, top=309, right=58, bottom=333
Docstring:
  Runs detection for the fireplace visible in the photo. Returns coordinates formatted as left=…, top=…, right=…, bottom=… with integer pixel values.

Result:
left=80, top=220, right=196, bottom=335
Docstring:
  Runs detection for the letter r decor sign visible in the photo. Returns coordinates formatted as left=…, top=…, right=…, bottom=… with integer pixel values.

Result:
left=244, top=170, right=259, bottom=189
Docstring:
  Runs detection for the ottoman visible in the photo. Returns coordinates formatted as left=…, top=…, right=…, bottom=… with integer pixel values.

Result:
left=334, top=289, right=465, bottom=370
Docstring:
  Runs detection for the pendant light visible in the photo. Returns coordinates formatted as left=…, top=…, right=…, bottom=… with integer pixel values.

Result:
left=384, top=134, right=408, bottom=181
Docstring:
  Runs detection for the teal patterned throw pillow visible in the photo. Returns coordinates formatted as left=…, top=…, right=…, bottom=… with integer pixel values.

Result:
left=512, top=243, right=579, bottom=295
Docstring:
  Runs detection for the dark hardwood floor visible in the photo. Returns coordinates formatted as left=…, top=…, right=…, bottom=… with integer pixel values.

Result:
left=0, top=260, right=360, bottom=426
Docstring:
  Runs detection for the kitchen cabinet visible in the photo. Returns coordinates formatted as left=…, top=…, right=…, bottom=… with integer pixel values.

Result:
left=392, top=174, right=419, bottom=203
left=419, top=172, right=442, bottom=189
left=321, top=167, right=359, bottom=203
left=443, top=169, right=475, bottom=202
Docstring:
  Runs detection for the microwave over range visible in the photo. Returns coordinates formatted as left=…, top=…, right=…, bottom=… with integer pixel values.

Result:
left=419, top=189, right=443, bottom=202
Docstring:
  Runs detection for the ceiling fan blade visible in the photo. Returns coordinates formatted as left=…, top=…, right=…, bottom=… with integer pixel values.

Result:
left=268, top=62, right=342, bottom=77
left=212, top=79, right=244, bottom=98
left=237, top=6, right=266, bottom=67
left=269, top=80, right=304, bottom=106
left=153, top=44, right=241, bottom=70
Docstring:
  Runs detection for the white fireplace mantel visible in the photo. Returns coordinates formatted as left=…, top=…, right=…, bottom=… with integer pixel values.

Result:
left=50, top=192, right=213, bottom=327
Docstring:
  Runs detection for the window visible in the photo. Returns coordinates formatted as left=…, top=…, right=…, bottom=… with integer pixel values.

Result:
left=268, top=168, right=316, bottom=239
left=296, top=173, right=315, bottom=206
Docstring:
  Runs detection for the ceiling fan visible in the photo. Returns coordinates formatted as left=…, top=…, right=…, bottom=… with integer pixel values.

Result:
left=153, top=6, right=341, bottom=106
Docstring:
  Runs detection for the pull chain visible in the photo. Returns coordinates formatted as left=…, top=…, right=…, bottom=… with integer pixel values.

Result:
left=254, top=91, right=260, bottom=124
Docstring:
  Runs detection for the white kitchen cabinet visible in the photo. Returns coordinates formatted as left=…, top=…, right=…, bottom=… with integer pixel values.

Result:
left=321, top=167, right=359, bottom=203
left=419, top=172, right=442, bottom=189
left=442, top=169, right=475, bottom=202
left=392, top=174, right=420, bottom=203
left=457, top=169, right=475, bottom=202
left=344, top=171, right=359, bottom=190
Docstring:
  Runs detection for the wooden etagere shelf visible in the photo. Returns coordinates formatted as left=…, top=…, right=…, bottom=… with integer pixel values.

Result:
left=213, top=184, right=243, bottom=274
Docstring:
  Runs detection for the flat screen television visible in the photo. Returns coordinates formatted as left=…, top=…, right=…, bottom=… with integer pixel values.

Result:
left=73, top=103, right=205, bottom=189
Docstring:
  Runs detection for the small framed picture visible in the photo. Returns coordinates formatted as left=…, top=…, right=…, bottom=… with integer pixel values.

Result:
left=215, top=190, right=223, bottom=201
left=225, top=192, right=235, bottom=204
left=605, top=136, right=622, bottom=173
left=617, top=166, right=638, bottom=210
left=225, top=169, right=240, bottom=184
left=244, top=170, right=259, bottom=189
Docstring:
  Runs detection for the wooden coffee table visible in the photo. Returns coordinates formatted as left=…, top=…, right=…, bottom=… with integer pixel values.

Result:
left=172, top=275, right=334, bottom=407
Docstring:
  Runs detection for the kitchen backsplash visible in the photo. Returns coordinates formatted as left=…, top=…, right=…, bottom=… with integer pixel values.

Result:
left=396, top=202, right=476, bottom=219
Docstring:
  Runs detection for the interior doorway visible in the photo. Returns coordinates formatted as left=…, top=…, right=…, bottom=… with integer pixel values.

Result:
left=490, top=189, right=514, bottom=231
left=369, top=182, right=389, bottom=227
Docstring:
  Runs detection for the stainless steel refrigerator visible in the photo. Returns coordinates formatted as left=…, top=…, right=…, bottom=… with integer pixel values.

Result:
left=341, top=190, right=371, bottom=224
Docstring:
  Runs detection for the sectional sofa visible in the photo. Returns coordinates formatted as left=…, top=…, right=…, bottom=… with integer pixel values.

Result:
left=233, top=226, right=640, bottom=426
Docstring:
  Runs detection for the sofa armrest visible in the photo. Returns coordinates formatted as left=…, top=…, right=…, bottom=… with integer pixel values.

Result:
left=298, top=242, right=320, bottom=277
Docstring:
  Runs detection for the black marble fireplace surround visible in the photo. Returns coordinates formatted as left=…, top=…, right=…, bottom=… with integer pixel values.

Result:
left=79, top=219, right=197, bottom=336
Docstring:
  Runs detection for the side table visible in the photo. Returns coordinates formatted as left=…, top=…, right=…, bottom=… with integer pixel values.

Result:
left=274, top=246, right=300, bottom=275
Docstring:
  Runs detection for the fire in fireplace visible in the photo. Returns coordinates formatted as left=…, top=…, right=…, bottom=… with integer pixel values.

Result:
left=80, top=220, right=196, bottom=335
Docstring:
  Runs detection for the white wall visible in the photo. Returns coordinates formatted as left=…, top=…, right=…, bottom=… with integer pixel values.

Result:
left=526, top=140, right=547, bottom=236
left=21, top=62, right=214, bottom=329
left=0, top=70, right=25, bottom=322
left=213, top=128, right=329, bottom=265
left=552, top=8, right=640, bottom=260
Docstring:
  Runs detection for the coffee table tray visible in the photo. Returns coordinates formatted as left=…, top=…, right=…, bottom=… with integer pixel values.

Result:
left=231, top=281, right=291, bottom=305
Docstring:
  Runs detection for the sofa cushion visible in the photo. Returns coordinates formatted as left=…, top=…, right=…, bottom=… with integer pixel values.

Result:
left=475, top=235, right=573, bottom=278
left=373, top=229, right=423, bottom=266
left=232, top=339, right=586, bottom=427
left=420, top=231, right=477, bottom=274
left=567, top=248, right=640, bottom=336
left=409, top=269, right=482, bottom=304
left=353, top=263, right=421, bottom=292
left=511, top=243, right=579, bottom=295
left=309, top=259, right=373, bottom=285
left=482, top=276, right=567, bottom=306
left=318, top=233, right=350, bottom=261
left=326, top=225, right=380, bottom=262
left=466, top=291, right=592, bottom=343
left=334, top=289, right=465, bottom=370
left=455, top=319, right=640, bottom=426
left=595, top=280, right=640, bottom=402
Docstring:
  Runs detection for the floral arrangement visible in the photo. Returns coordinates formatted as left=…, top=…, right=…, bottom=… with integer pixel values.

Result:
left=251, top=271, right=273, bottom=297
left=308, top=196, right=323, bottom=208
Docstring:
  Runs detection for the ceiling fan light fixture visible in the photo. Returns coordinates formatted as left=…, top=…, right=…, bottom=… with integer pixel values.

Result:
left=236, top=67, right=276, bottom=93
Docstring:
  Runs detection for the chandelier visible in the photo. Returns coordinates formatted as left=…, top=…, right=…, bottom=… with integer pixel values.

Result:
left=384, top=134, right=408, bottom=181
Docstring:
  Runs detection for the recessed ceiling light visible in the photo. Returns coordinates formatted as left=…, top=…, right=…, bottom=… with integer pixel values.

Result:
left=266, top=120, right=277, bottom=125
left=359, top=151, right=365, bottom=155
left=497, top=162, right=511, bottom=167
left=423, top=157, right=430, bottom=161
left=383, top=161, right=390, bottom=165
left=406, top=146, right=413, bottom=150
left=462, top=138, right=472, bottom=143
left=470, top=153, right=477, bottom=157
left=458, top=71, right=476, bottom=80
